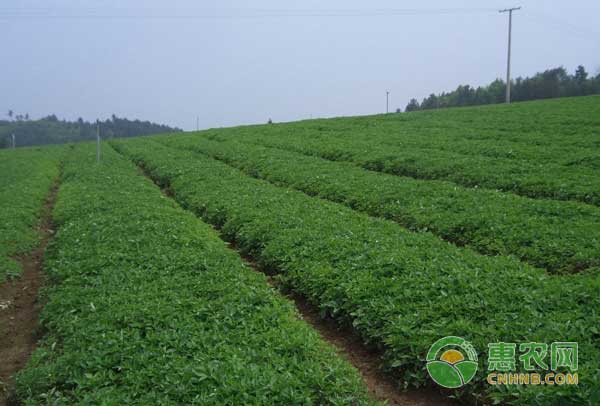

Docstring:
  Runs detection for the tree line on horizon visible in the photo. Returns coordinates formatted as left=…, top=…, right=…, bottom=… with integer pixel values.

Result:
left=402, top=65, right=600, bottom=112
left=0, top=114, right=182, bottom=148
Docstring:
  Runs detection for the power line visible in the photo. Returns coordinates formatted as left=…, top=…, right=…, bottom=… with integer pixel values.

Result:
left=0, top=7, right=498, bottom=19
left=523, top=12, right=600, bottom=45
left=531, top=9, right=600, bottom=38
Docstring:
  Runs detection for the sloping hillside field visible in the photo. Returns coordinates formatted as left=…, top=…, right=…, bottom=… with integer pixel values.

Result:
left=9, top=96, right=600, bottom=405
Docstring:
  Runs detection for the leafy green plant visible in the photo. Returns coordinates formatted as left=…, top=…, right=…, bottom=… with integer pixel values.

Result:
left=16, top=144, right=373, bottom=405
left=113, top=138, right=600, bottom=405
left=0, top=146, right=63, bottom=281
left=198, top=96, right=600, bottom=205
left=158, top=136, right=600, bottom=274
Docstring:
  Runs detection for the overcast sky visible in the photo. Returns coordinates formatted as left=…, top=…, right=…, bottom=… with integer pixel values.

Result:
left=1, top=0, right=599, bottom=130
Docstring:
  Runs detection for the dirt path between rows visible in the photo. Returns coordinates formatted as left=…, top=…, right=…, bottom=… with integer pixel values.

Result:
left=124, top=154, right=458, bottom=406
left=233, top=249, right=457, bottom=406
left=0, top=182, right=59, bottom=406
left=288, top=292, right=457, bottom=406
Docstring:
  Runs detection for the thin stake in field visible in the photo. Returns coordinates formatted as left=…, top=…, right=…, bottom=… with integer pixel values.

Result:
left=386, top=91, right=390, bottom=114
left=96, top=120, right=101, bottom=163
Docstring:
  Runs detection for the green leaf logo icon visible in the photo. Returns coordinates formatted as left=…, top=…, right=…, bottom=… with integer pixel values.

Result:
left=426, top=336, right=478, bottom=389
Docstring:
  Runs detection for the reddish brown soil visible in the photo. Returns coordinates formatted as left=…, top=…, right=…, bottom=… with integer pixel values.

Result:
left=0, top=183, right=58, bottom=406
left=289, top=293, right=456, bottom=406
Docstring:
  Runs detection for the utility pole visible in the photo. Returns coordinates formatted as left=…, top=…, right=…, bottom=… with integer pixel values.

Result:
left=11, top=133, right=15, bottom=149
left=96, top=120, right=101, bottom=163
left=499, top=7, right=521, bottom=104
left=386, top=91, right=390, bottom=114
left=196, top=116, right=199, bottom=131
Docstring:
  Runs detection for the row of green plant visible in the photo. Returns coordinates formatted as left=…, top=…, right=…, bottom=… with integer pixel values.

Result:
left=0, top=146, right=63, bottom=281
left=199, top=96, right=600, bottom=205
left=200, top=119, right=598, bottom=172
left=243, top=135, right=600, bottom=206
left=322, top=95, right=600, bottom=150
left=279, top=100, right=600, bottom=168
left=16, top=144, right=373, bottom=405
left=242, top=127, right=598, bottom=172
left=377, top=137, right=598, bottom=169
left=158, top=135, right=600, bottom=274
left=113, top=138, right=600, bottom=405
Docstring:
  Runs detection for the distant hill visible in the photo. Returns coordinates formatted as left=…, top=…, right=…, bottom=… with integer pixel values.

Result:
left=403, top=65, right=600, bottom=112
left=0, top=114, right=182, bottom=148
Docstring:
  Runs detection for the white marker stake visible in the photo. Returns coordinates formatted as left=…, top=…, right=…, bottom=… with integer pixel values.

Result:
left=96, top=121, right=101, bottom=163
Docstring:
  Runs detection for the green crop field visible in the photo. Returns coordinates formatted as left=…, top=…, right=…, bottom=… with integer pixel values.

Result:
left=0, top=146, right=63, bottom=281
left=4, top=96, right=600, bottom=405
left=14, top=145, right=371, bottom=404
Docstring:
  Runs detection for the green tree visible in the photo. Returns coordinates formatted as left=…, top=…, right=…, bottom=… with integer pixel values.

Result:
left=488, top=79, right=506, bottom=103
left=421, top=94, right=439, bottom=109
left=405, top=98, right=421, bottom=112
left=575, top=65, right=588, bottom=84
left=403, top=64, right=599, bottom=110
